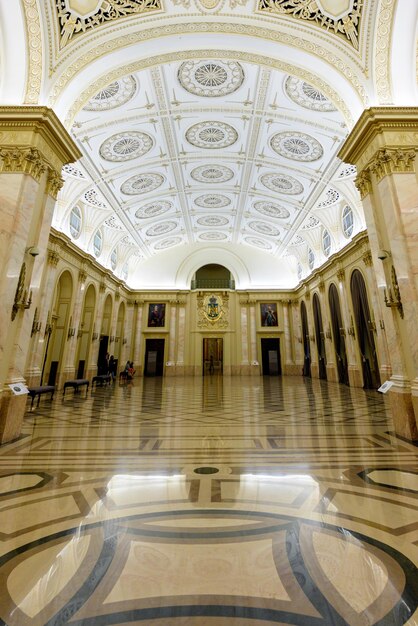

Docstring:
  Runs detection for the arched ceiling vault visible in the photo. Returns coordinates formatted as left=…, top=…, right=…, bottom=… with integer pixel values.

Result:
left=2, top=0, right=417, bottom=288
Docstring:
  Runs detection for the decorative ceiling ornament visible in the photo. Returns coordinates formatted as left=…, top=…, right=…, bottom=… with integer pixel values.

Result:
left=191, top=164, right=234, bottom=183
left=260, top=173, right=304, bottom=195
left=62, top=164, right=86, bottom=179
left=253, top=201, right=290, bottom=219
left=301, top=215, right=320, bottom=229
left=178, top=60, right=244, bottom=97
left=197, top=216, right=229, bottom=226
left=104, top=215, right=123, bottom=230
left=257, top=0, right=363, bottom=49
left=245, top=236, right=272, bottom=249
left=249, top=221, right=280, bottom=237
left=290, top=235, right=305, bottom=245
left=121, top=173, right=165, bottom=195
left=285, top=77, right=337, bottom=112
left=317, top=188, right=340, bottom=208
left=186, top=121, right=238, bottom=149
left=199, top=232, right=228, bottom=241
left=195, top=194, right=231, bottom=208
left=154, top=237, right=182, bottom=249
left=83, top=189, right=108, bottom=208
left=83, top=76, right=137, bottom=111
left=135, top=200, right=173, bottom=219
left=146, top=221, right=177, bottom=237
left=270, top=131, right=324, bottom=162
left=338, top=163, right=357, bottom=178
left=55, top=0, right=162, bottom=48
left=173, top=0, right=249, bottom=13
left=99, top=131, right=154, bottom=162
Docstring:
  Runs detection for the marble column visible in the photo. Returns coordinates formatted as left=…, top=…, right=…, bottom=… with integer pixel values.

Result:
left=166, top=304, right=177, bottom=376
left=88, top=286, right=106, bottom=378
left=133, top=303, right=144, bottom=376
left=291, top=301, right=303, bottom=373
left=339, top=107, right=418, bottom=439
left=248, top=304, right=259, bottom=375
left=336, top=267, right=362, bottom=388
left=60, top=270, right=86, bottom=385
left=240, top=305, right=250, bottom=376
left=0, top=107, right=80, bottom=443
left=304, top=292, right=319, bottom=378
left=176, top=305, right=186, bottom=375
left=283, top=300, right=296, bottom=376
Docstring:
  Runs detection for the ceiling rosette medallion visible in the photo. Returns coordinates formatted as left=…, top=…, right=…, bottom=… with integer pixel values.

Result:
left=253, top=201, right=290, bottom=219
left=154, top=237, right=182, bottom=250
left=83, top=77, right=137, bottom=111
left=55, top=0, right=162, bottom=47
left=145, top=221, right=177, bottom=237
left=121, top=173, right=164, bottom=195
left=191, top=165, right=234, bottom=183
left=100, top=131, right=154, bottom=162
left=195, top=194, right=231, bottom=208
left=285, top=77, right=337, bottom=112
left=197, top=216, right=229, bottom=226
left=270, top=131, right=324, bottom=162
left=135, top=201, right=173, bottom=219
left=260, top=173, right=304, bottom=195
left=186, top=121, right=238, bottom=149
left=178, top=60, right=244, bottom=98
left=245, top=236, right=272, bottom=249
left=257, top=0, right=363, bottom=49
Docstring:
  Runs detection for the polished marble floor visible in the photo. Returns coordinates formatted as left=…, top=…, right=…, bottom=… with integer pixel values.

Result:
left=0, top=375, right=417, bottom=625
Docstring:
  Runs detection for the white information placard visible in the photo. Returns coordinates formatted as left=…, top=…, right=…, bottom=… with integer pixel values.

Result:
left=378, top=380, right=394, bottom=394
left=8, top=383, right=29, bottom=396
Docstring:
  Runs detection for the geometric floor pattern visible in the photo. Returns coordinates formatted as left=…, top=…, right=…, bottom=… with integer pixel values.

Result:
left=0, top=376, right=417, bottom=625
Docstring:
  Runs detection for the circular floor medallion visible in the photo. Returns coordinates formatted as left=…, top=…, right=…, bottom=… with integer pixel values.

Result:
left=195, top=194, right=231, bottom=208
left=191, top=164, right=234, bottom=183
left=99, top=131, right=153, bottom=162
left=178, top=60, right=244, bottom=97
left=253, top=201, right=290, bottom=219
left=186, top=121, right=238, bottom=149
left=285, top=76, right=337, bottom=112
left=83, top=76, right=137, bottom=111
left=270, top=131, right=323, bottom=162
left=121, top=173, right=164, bottom=195
left=260, top=173, right=303, bottom=195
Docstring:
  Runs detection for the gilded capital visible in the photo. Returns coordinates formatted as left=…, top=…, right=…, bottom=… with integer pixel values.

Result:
left=369, top=148, right=416, bottom=182
left=362, top=251, right=373, bottom=267
left=46, top=168, right=64, bottom=199
left=337, top=268, right=345, bottom=282
left=0, top=147, right=47, bottom=182
left=355, top=169, right=372, bottom=199
left=47, top=250, right=60, bottom=267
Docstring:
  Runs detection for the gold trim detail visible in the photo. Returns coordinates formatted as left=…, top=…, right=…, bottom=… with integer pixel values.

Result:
left=362, top=251, right=373, bottom=267
left=369, top=148, right=417, bottom=182
left=48, top=250, right=60, bottom=266
left=12, top=263, right=32, bottom=321
left=257, top=0, right=363, bottom=49
left=355, top=169, right=372, bottom=199
left=56, top=0, right=162, bottom=48
left=0, top=147, right=47, bottom=182
left=374, top=0, right=395, bottom=104
left=22, top=0, right=43, bottom=104
left=46, top=168, right=65, bottom=198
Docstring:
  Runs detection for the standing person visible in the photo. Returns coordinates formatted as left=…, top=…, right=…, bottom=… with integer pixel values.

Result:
left=109, top=355, right=115, bottom=380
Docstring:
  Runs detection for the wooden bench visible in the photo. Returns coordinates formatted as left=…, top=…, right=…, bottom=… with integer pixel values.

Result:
left=63, top=379, right=89, bottom=397
left=92, top=374, right=112, bottom=388
left=27, top=386, right=55, bottom=409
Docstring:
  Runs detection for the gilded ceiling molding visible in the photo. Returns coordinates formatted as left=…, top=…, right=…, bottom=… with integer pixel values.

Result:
left=22, top=0, right=43, bottom=104
left=374, top=0, right=395, bottom=104
left=55, top=0, right=163, bottom=48
left=62, top=49, right=353, bottom=128
left=257, top=0, right=363, bottom=50
left=48, top=22, right=367, bottom=112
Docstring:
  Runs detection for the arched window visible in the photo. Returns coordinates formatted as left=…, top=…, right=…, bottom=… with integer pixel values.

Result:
left=322, top=229, right=331, bottom=257
left=69, top=206, right=82, bottom=239
left=93, top=229, right=103, bottom=257
left=122, top=262, right=129, bottom=282
left=297, top=262, right=302, bottom=281
left=308, top=248, right=315, bottom=270
left=342, top=205, right=354, bottom=238
left=110, top=247, right=117, bottom=270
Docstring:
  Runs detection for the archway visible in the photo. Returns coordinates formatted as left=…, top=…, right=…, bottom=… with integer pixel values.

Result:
left=300, top=301, right=311, bottom=378
left=328, top=283, right=349, bottom=386
left=98, top=294, right=113, bottom=375
left=313, top=293, right=327, bottom=380
left=114, top=301, right=126, bottom=375
left=350, top=269, right=381, bottom=390
left=76, top=283, right=96, bottom=379
left=43, top=271, right=73, bottom=386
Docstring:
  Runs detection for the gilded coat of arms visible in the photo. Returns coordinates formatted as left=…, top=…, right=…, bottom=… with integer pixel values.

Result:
left=197, top=293, right=229, bottom=328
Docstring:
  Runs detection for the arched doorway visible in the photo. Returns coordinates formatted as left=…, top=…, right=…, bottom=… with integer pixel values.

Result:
left=98, top=295, right=113, bottom=375
left=300, top=301, right=311, bottom=377
left=313, top=293, right=327, bottom=380
left=192, top=264, right=235, bottom=290
left=350, top=269, right=381, bottom=389
left=43, top=271, right=73, bottom=386
left=76, top=284, right=96, bottom=379
left=115, top=301, right=126, bottom=375
left=328, top=283, right=349, bottom=385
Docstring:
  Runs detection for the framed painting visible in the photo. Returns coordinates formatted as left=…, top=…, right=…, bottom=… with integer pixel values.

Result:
left=148, top=303, right=166, bottom=327
left=260, top=303, right=278, bottom=327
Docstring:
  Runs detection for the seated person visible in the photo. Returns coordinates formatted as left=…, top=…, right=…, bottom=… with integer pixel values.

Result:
left=127, top=362, right=135, bottom=380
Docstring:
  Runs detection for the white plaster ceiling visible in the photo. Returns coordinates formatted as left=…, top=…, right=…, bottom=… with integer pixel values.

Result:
left=56, top=57, right=365, bottom=287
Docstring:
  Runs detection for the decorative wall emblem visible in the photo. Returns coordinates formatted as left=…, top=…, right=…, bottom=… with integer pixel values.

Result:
left=199, top=232, right=228, bottom=241
left=121, top=173, right=164, bottom=195
left=317, top=188, right=340, bottom=208
left=146, top=221, right=177, bottom=237
left=197, top=216, right=229, bottom=226
left=301, top=215, right=320, bottom=229
left=154, top=237, right=182, bottom=249
left=270, top=132, right=323, bottom=162
left=249, top=221, right=280, bottom=237
left=83, top=189, right=107, bottom=208
left=99, top=132, right=153, bottom=162
left=135, top=200, right=173, bottom=219
left=178, top=60, right=244, bottom=97
left=285, top=77, right=337, bottom=112
left=197, top=293, right=229, bottom=328
left=253, top=201, right=290, bottom=219
left=186, top=122, right=238, bottom=149
left=56, top=1, right=162, bottom=47
left=258, top=0, right=363, bottom=49
left=191, top=165, right=234, bottom=183
left=260, top=173, right=304, bottom=195
left=83, top=76, right=137, bottom=111
left=245, top=236, right=272, bottom=249
left=195, top=194, right=231, bottom=208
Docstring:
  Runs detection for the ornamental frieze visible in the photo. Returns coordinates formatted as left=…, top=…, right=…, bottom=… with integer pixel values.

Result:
left=55, top=0, right=162, bottom=47
left=257, top=0, right=363, bottom=50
